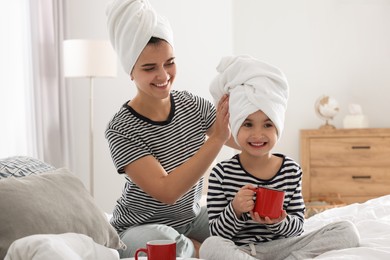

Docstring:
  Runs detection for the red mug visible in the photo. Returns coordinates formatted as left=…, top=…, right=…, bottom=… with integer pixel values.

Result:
left=253, top=186, right=285, bottom=219
left=135, top=240, right=176, bottom=260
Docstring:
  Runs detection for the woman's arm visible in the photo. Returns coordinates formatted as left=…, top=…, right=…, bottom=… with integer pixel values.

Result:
left=124, top=95, right=231, bottom=205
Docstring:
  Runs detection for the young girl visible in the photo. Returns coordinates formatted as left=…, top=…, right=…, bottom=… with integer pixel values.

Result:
left=199, top=55, right=360, bottom=259
left=105, top=0, right=237, bottom=258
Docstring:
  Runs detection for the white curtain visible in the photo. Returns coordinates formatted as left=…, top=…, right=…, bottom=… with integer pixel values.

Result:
left=0, top=1, right=32, bottom=158
left=0, top=0, right=73, bottom=169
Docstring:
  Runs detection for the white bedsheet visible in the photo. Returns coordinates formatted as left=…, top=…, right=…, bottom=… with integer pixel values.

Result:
left=303, top=194, right=390, bottom=259
left=5, top=195, right=390, bottom=260
left=4, top=233, right=119, bottom=260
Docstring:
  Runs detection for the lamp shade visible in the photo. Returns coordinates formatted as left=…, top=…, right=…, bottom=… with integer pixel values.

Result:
left=63, top=39, right=117, bottom=78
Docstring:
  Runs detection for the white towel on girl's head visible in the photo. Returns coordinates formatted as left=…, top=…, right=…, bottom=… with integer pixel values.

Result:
left=106, top=0, right=174, bottom=74
left=209, top=55, right=289, bottom=144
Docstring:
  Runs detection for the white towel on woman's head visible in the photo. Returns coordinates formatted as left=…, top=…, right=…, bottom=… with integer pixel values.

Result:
left=209, top=55, right=289, bottom=144
left=106, top=0, right=174, bottom=74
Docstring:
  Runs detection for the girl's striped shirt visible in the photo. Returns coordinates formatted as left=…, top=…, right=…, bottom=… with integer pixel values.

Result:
left=207, top=154, right=305, bottom=245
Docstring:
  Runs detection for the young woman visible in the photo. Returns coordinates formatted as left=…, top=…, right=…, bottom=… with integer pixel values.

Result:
left=105, top=0, right=236, bottom=258
left=200, top=55, right=360, bottom=259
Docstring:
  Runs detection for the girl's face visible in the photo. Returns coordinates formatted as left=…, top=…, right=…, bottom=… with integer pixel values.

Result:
left=237, top=110, right=278, bottom=157
left=131, top=40, right=176, bottom=101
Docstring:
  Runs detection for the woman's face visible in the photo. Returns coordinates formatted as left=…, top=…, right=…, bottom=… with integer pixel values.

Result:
left=237, top=110, right=278, bottom=157
left=131, top=40, right=176, bottom=100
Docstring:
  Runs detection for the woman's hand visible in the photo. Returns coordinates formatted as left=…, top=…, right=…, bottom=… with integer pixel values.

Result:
left=250, top=210, right=287, bottom=224
left=208, top=94, right=231, bottom=144
left=232, top=184, right=257, bottom=218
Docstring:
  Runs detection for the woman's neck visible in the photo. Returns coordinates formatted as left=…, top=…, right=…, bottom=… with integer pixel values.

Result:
left=128, top=94, right=172, bottom=122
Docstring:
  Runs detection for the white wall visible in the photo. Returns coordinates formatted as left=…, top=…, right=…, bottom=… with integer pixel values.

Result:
left=65, top=0, right=390, bottom=212
left=64, top=0, right=233, bottom=212
left=233, top=0, right=390, bottom=161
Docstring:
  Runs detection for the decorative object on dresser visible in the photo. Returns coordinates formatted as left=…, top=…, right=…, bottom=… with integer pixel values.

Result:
left=314, top=95, right=339, bottom=129
left=343, top=103, right=369, bottom=129
left=300, top=128, right=390, bottom=206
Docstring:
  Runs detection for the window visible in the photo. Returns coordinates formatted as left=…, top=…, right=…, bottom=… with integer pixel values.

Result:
left=0, top=1, right=34, bottom=158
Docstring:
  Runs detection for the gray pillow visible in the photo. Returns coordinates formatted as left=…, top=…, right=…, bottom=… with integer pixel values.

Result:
left=0, top=156, right=56, bottom=179
left=0, top=168, right=123, bottom=259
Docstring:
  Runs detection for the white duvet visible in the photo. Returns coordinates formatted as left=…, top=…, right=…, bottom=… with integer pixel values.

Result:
left=303, top=194, right=390, bottom=259
left=4, top=233, right=119, bottom=260
left=5, top=195, right=390, bottom=260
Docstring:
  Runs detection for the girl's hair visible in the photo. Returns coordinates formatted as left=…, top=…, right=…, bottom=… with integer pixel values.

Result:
left=148, top=36, right=168, bottom=45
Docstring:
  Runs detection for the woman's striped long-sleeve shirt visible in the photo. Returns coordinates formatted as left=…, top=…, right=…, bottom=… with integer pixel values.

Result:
left=207, top=153, right=305, bottom=246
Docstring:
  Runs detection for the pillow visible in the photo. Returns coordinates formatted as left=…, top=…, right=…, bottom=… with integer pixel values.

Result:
left=0, top=156, right=56, bottom=179
left=0, top=168, right=123, bottom=259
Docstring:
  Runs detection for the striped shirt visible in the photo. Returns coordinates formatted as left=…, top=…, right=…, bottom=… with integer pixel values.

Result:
left=207, top=154, right=305, bottom=246
left=105, top=90, right=216, bottom=233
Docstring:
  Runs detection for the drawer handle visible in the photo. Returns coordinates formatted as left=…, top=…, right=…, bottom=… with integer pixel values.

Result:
left=351, top=145, right=371, bottom=150
left=352, top=175, right=371, bottom=179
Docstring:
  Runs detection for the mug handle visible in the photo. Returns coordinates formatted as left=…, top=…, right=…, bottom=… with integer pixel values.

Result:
left=135, top=248, right=148, bottom=260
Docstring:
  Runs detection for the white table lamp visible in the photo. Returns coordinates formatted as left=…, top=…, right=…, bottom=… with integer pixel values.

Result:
left=63, top=39, right=117, bottom=197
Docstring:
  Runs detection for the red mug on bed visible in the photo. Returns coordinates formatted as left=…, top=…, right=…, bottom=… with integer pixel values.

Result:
left=253, top=186, right=285, bottom=219
left=135, top=239, right=176, bottom=260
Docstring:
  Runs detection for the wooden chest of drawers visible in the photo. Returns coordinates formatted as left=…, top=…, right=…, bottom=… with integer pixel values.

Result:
left=300, top=128, right=390, bottom=204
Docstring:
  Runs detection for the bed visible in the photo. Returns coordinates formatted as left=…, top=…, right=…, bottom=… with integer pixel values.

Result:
left=1, top=156, right=390, bottom=259
left=303, top=194, right=390, bottom=259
